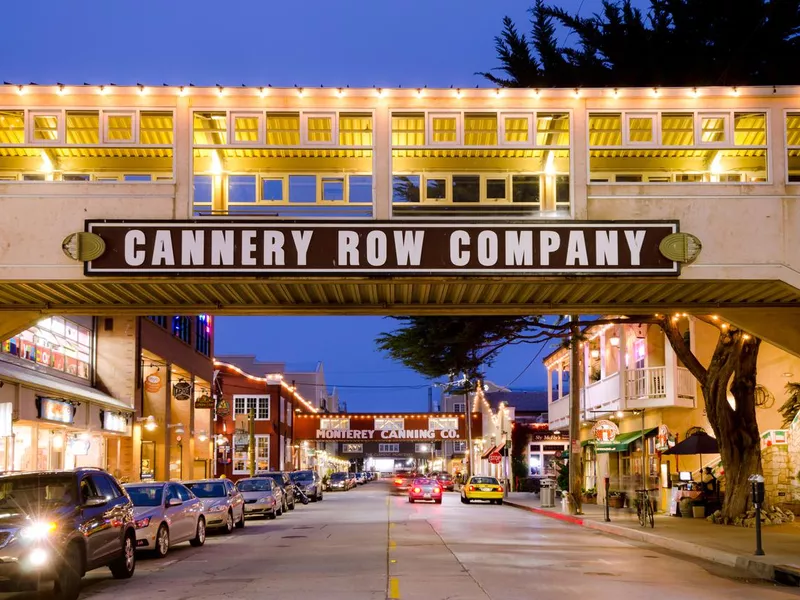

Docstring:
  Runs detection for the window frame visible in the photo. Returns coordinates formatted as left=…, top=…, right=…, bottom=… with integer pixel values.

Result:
left=28, top=110, right=63, bottom=145
left=301, top=112, right=337, bottom=146
left=233, top=434, right=270, bottom=474
left=697, top=112, right=731, bottom=147
left=233, top=395, right=271, bottom=421
left=230, top=111, right=264, bottom=146
left=102, top=111, right=138, bottom=144
left=624, top=112, right=657, bottom=146
left=499, top=112, right=533, bottom=147
left=378, top=443, right=400, bottom=453
left=427, top=112, right=462, bottom=146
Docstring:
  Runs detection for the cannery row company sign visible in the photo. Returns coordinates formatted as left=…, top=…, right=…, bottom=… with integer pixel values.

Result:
left=315, top=428, right=460, bottom=440
left=294, top=413, right=482, bottom=441
left=81, top=220, right=686, bottom=276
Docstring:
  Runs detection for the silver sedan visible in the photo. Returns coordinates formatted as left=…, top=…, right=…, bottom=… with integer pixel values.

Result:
left=184, top=478, right=246, bottom=533
left=124, top=481, right=206, bottom=558
left=236, top=477, right=283, bottom=519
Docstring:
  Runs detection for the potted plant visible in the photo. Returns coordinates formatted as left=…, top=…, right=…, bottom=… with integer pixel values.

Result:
left=608, top=490, right=626, bottom=509
left=582, top=487, right=598, bottom=504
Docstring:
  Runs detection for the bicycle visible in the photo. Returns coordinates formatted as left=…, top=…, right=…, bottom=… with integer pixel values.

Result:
left=635, top=488, right=658, bottom=528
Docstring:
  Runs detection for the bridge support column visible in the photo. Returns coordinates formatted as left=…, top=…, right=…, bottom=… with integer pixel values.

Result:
left=0, top=311, right=44, bottom=341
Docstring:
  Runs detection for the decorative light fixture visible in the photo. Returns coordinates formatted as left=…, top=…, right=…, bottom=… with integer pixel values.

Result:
left=196, top=430, right=208, bottom=442
left=168, top=423, right=185, bottom=435
left=140, top=415, right=157, bottom=431
left=56, top=84, right=66, bottom=96
left=16, top=85, right=24, bottom=95
left=609, top=336, right=620, bottom=347
left=590, top=349, right=600, bottom=359
left=178, top=86, right=187, bottom=97
left=616, top=411, right=624, bottom=418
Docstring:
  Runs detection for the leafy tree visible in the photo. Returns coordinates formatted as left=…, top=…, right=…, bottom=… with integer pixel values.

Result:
left=480, top=0, right=800, bottom=87
left=779, top=382, right=800, bottom=427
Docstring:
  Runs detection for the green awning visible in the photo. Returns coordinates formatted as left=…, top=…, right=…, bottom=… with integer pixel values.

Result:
left=583, top=428, right=658, bottom=454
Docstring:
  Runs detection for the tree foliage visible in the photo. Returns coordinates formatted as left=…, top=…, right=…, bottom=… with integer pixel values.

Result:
left=480, top=0, right=800, bottom=87
left=780, top=382, right=800, bottom=427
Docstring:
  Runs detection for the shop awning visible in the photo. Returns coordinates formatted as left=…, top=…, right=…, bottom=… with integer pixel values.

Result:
left=584, top=428, right=658, bottom=454
left=0, top=360, right=134, bottom=413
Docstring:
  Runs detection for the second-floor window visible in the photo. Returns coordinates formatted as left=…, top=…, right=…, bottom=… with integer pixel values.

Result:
left=453, top=441, right=468, bottom=453
left=453, top=402, right=466, bottom=413
left=195, top=315, right=212, bottom=356
left=172, top=316, right=191, bottom=344
left=233, top=395, right=270, bottom=420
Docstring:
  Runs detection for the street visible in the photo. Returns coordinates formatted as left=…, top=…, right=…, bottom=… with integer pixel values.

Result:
left=5, top=482, right=798, bottom=600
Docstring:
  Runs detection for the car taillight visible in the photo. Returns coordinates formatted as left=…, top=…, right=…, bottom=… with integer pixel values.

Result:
left=469, top=485, right=476, bottom=491
left=433, top=487, right=440, bottom=493
left=497, top=486, right=503, bottom=492
left=413, top=487, right=421, bottom=493
left=395, top=479, right=403, bottom=484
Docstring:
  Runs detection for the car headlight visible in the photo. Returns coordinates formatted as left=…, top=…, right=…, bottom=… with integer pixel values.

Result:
left=260, top=497, right=275, bottom=505
left=208, top=504, right=228, bottom=512
left=134, top=517, right=151, bottom=529
left=20, top=521, right=57, bottom=541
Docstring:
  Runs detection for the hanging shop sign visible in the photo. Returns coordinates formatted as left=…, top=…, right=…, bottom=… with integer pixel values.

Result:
left=82, top=221, right=682, bottom=277
left=592, top=420, right=619, bottom=443
left=216, top=396, right=231, bottom=417
left=655, top=424, right=674, bottom=452
left=233, top=433, right=249, bottom=452
left=144, top=373, right=163, bottom=393
left=37, top=397, right=75, bottom=425
left=194, top=394, right=214, bottom=409
left=101, top=410, right=129, bottom=434
left=67, top=435, right=91, bottom=456
left=173, top=379, right=193, bottom=401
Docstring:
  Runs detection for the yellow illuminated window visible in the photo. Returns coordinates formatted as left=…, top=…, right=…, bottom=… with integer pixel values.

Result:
left=32, top=113, right=60, bottom=143
left=626, top=114, right=654, bottom=144
left=392, top=113, right=424, bottom=145
left=536, top=113, right=569, bottom=146
left=193, top=112, right=226, bottom=145
left=661, top=113, right=694, bottom=146
left=306, top=115, right=333, bottom=143
left=339, top=113, right=372, bottom=146
left=66, top=111, right=99, bottom=144
left=0, top=111, right=24, bottom=144
left=700, top=115, right=727, bottom=144
left=233, top=114, right=261, bottom=144
left=464, top=113, right=497, bottom=145
left=734, top=112, right=766, bottom=146
left=105, top=113, right=133, bottom=142
left=431, top=115, right=458, bottom=144
left=139, top=112, right=173, bottom=145
left=588, top=113, right=622, bottom=146
left=503, top=116, right=529, bottom=144
left=267, top=112, right=300, bottom=145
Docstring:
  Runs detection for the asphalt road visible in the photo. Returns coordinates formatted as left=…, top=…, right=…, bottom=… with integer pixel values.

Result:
left=4, top=482, right=799, bottom=600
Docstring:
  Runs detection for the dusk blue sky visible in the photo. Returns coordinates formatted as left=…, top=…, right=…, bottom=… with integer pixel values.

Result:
left=2, top=0, right=604, bottom=412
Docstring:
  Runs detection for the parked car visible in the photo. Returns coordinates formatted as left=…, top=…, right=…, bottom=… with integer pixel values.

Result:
left=460, top=476, right=504, bottom=505
left=328, top=472, right=350, bottom=491
left=256, top=471, right=296, bottom=511
left=236, top=477, right=282, bottom=519
left=435, top=472, right=455, bottom=491
left=125, top=482, right=205, bottom=557
left=347, top=472, right=358, bottom=488
left=0, top=468, right=136, bottom=600
left=408, top=477, right=443, bottom=504
left=184, top=479, right=245, bottom=532
left=355, top=472, right=366, bottom=485
left=290, top=470, right=323, bottom=501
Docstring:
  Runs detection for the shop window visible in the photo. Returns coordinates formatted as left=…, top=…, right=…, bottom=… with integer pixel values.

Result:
left=536, top=113, right=570, bottom=146
left=195, top=315, right=212, bottom=356
left=63, top=174, right=90, bottom=182
left=266, top=112, right=300, bottom=145
left=343, top=443, right=363, bottom=453
left=0, top=110, right=25, bottom=144
left=103, top=112, right=135, bottom=143
left=233, top=395, right=270, bottom=420
left=392, top=113, right=425, bottom=146
left=3, top=316, right=92, bottom=380
left=193, top=112, right=227, bottom=145
left=588, top=113, right=622, bottom=146
left=172, top=316, right=191, bottom=344
left=485, top=178, right=507, bottom=201
left=425, top=177, right=447, bottom=201
left=734, top=112, right=766, bottom=146
left=30, top=112, right=61, bottom=143
left=339, top=113, right=373, bottom=146
left=415, top=443, right=434, bottom=453
left=140, top=112, right=174, bottom=145
left=379, top=443, right=400, bottom=453
left=234, top=434, right=269, bottom=474
left=124, top=175, right=151, bottom=182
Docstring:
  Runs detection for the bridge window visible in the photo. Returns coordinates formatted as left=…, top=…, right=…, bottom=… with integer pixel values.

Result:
left=0, top=108, right=173, bottom=182
left=379, top=443, right=400, bottom=453
left=192, top=110, right=373, bottom=218
left=588, top=110, right=767, bottom=183
left=375, top=418, right=404, bottom=431
left=392, top=110, right=570, bottom=218
left=429, top=418, right=458, bottom=431
left=343, top=443, right=363, bottom=453
left=172, top=316, right=191, bottom=345
left=320, top=418, right=350, bottom=430
left=195, top=315, right=212, bottom=356
left=786, top=113, right=800, bottom=182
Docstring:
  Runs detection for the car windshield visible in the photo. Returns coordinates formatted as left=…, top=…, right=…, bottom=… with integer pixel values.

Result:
left=185, top=482, right=226, bottom=498
left=290, top=471, right=314, bottom=483
left=126, top=485, right=164, bottom=507
left=438, top=474, right=453, bottom=480
left=237, top=479, right=272, bottom=493
left=413, top=478, right=434, bottom=485
left=471, top=477, right=499, bottom=485
left=330, top=473, right=347, bottom=481
left=0, top=474, right=75, bottom=507
left=258, top=474, right=285, bottom=488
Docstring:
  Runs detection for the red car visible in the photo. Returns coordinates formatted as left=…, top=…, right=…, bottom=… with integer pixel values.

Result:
left=408, top=478, right=442, bottom=504
left=436, top=473, right=455, bottom=491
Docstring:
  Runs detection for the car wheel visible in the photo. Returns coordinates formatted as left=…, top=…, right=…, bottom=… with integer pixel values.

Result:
left=282, top=500, right=288, bottom=513
left=190, top=518, right=206, bottom=547
left=434, top=499, right=442, bottom=504
left=235, top=509, right=245, bottom=529
left=408, top=498, right=414, bottom=503
left=318, top=492, right=323, bottom=501
left=288, top=498, right=295, bottom=511
left=311, top=492, right=318, bottom=502
left=53, top=544, right=82, bottom=600
left=223, top=510, right=234, bottom=534
left=154, top=524, right=170, bottom=558
left=276, top=505, right=283, bottom=516
left=268, top=509, right=277, bottom=520
left=109, top=533, right=136, bottom=579
left=460, top=495, right=468, bottom=504
left=496, top=499, right=503, bottom=506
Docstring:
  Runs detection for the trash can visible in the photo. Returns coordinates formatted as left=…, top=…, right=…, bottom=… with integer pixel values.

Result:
left=540, top=478, right=556, bottom=508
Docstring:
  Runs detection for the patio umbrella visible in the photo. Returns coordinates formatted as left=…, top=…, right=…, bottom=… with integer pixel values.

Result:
left=662, top=432, right=719, bottom=476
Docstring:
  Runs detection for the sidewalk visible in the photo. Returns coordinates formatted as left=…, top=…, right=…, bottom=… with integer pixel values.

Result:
left=505, top=492, right=800, bottom=584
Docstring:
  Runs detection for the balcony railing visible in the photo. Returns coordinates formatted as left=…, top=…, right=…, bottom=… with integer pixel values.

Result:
left=626, top=366, right=666, bottom=399
left=585, top=372, right=622, bottom=415
left=549, top=396, right=570, bottom=429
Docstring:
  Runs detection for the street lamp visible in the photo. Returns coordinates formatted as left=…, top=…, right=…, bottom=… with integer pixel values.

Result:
left=137, top=415, right=157, bottom=432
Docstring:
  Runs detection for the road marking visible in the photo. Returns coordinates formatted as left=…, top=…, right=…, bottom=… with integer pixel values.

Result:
left=389, top=540, right=396, bottom=549
left=388, top=576, right=400, bottom=599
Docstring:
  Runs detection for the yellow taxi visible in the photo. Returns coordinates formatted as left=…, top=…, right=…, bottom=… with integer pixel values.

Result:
left=460, top=476, right=504, bottom=505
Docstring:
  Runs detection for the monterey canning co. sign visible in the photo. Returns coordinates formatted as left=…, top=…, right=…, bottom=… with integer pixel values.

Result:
left=83, top=220, right=680, bottom=276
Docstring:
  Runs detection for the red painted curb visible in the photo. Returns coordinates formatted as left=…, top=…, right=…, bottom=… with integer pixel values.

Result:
left=505, top=501, right=585, bottom=525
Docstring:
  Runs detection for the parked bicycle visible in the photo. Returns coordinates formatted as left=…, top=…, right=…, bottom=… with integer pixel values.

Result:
left=635, top=488, right=658, bottom=528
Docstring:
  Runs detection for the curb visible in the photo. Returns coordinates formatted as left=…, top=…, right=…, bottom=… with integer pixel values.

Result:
left=505, top=500, right=777, bottom=583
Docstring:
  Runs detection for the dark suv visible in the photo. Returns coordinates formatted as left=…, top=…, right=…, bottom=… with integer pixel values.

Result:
left=256, top=472, right=296, bottom=511
left=0, top=468, right=136, bottom=600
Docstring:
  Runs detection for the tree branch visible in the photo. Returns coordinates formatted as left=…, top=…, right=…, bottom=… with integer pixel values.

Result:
left=661, top=316, right=708, bottom=386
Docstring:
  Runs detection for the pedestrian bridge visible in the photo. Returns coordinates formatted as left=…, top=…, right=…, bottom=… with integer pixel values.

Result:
left=0, top=84, right=798, bottom=352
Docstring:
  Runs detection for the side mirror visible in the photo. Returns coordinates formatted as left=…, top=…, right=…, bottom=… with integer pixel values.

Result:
left=83, top=496, right=107, bottom=508
left=167, top=498, right=182, bottom=507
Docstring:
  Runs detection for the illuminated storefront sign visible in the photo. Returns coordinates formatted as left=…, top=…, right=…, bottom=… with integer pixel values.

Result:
left=84, top=221, right=681, bottom=276
left=37, top=397, right=74, bottom=424
left=102, top=410, right=129, bottom=433
left=3, top=317, right=92, bottom=380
